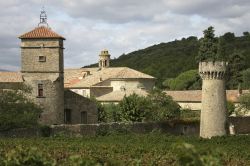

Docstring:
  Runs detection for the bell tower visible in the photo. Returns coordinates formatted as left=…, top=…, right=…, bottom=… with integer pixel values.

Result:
left=19, top=9, right=65, bottom=125
left=99, top=49, right=110, bottom=69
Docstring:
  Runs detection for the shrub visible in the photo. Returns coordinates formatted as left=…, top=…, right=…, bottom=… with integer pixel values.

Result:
left=39, top=125, right=51, bottom=137
left=237, top=93, right=250, bottom=116
left=119, top=93, right=151, bottom=122
left=147, top=89, right=181, bottom=121
left=90, top=97, right=106, bottom=123
left=227, top=101, right=235, bottom=116
left=103, top=103, right=122, bottom=122
left=0, top=89, right=42, bottom=131
left=180, top=109, right=200, bottom=120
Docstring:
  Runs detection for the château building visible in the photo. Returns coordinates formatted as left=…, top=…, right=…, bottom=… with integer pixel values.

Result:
left=0, top=10, right=98, bottom=125
left=64, top=49, right=156, bottom=104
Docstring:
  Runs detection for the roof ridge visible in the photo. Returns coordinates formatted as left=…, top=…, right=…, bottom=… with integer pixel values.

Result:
left=19, top=26, right=65, bottom=39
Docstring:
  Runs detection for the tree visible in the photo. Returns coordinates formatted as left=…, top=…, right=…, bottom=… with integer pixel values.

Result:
left=241, top=68, right=250, bottom=89
left=147, top=89, right=181, bottom=121
left=222, top=32, right=235, bottom=42
left=217, top=37, right=227, bottom=61
left=163, top=70, right=201, bottom=90
left=243, top=31, right=250, bottom=37
left=0, top=88, right=42, bottom=131
left=197, top=26, right=218, bottom=62
left=90, top=97, right=106, bottom=123
left=226, top=50, right=245, bottom=89
left=119, top=93, right=150, bottom=122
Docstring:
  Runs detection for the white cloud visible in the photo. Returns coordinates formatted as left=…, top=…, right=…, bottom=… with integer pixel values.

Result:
left=0, top=0, right=250, bottom=71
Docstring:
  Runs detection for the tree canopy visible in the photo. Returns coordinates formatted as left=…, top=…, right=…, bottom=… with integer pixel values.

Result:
left=85, top=29, right=250, bottom=89
left=0, top=88, right=42, bottom=131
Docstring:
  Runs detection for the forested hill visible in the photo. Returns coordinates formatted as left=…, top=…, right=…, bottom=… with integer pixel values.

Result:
left=85, top=32, right=250, bottom=87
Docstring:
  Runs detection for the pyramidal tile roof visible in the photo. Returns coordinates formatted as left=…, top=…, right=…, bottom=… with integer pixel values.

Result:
left=19, top=26, right=65, bottom=40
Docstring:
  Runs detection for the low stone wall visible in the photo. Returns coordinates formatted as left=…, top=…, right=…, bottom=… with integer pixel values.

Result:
left=229, top=117, right=250, bottom=134
left=0, top=128, right=41, bottom=138
left=50, top=121, right=200, bottom=137
left=0, top=117, right=249, bottom=137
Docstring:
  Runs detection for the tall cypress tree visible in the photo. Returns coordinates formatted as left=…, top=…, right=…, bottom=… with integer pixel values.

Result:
left=197, top=26, right=218, bottom=62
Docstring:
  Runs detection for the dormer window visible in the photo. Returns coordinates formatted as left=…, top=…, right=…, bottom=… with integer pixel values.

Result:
left=39, top=56, right=46, bottom=62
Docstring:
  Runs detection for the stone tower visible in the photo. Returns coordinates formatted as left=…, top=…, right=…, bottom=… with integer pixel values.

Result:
left=199, top=61, right=228, bottom=138
left=99, top=49, right=110, bottom=68
left=19, top=10, right=65, bottom=125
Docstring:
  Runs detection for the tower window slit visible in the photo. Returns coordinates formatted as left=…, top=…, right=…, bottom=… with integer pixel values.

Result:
left=38, top=84, right=44, bottom=97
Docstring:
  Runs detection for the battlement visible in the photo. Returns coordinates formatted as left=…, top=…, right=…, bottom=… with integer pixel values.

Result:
left=199, top=61, right=228, bottom=80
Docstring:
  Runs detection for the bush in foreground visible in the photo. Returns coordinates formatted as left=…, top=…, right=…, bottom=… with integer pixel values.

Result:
left=0, top=88, right=42, bottom=131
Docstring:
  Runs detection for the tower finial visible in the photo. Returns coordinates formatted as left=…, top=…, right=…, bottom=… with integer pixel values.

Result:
left=38, top=7, right=49, bottom=27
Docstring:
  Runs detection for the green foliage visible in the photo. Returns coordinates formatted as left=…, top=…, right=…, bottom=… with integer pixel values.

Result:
left=226, top=50, right=245, bottom=89
left=117, top=90, right=181, bottom=122
left=0, top=135, right=250, bottom=165
left=0, top=90, right=42, bottom=131
left=197, top=26, right=219, bottom=62
left=217, top=37, right=227, bottom=61
left=163, top=70, right=201, bottom=90
left=103, top=103, right=122, bottom=122
left=39, top=125, right=51, bottom=137
left=227, top=101, right=235, bottom=116
left=91, top=97, right=106, bottom=123
left=147, top=89, right=181, bottom=121
left=238, top=93, right=250, bottom=116
left=175, top=143, right=222, bottom=166
left=119, top=93, right=151, bottom=122
left=85, top=29, right=250, bottom=89
left=180, top=109, right=200, bottom=121
left=69, top=155, right=103, bottom=166
left=241, top=68, right=250, bottom=89
left=0, top=146, right=55, bottom=166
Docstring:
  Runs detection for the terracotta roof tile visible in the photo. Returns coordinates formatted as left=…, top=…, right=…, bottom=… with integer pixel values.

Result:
left=65, top=67, right=155, bottom=88
left=165, top=90, right=249, bottom=103
left=0, top=72, right=23, bottom=82
left=19, top=26, right=65, bottom=40
left=96, top=89, right=148, bottom=102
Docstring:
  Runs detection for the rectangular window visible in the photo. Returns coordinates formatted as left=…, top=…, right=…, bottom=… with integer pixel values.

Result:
left=39, top=56, right=46, bottom=62
left=81, top=111, right=87, bottom=124
left=82, top=90, right=86, bottom=97
left=64, top=109, right=71, bottom=124
left=38, top=84, right=44, bottom=97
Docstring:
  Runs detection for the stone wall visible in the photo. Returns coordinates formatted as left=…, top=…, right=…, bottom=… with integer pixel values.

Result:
left=90, top=86, right=113, bottom=97
left=51, top=121, right=200, bottom=137
left=23, top=73, right=64, bottom=125
left=0, top=82, right=24, bottom=90
left=228, top=117, right=250, bottom=134
left=1, top=117, right=249, bottom=137
left=0, top=128, right=41, bottom=138
left=21, top=38, right=64, bottom=72
left=64, top=90, right=98, bottom=124
left=20, top=37, right=65, bottom=125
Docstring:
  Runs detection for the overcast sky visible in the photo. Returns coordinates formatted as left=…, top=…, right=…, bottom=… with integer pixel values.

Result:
left=0, top=0, right=250, bottom=71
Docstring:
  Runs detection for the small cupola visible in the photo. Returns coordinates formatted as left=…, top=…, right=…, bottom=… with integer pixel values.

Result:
left=99, top=49, right=111, bottom=69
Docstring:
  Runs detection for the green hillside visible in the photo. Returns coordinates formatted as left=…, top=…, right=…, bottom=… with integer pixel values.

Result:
left=85, top=32, right=250, bottom=88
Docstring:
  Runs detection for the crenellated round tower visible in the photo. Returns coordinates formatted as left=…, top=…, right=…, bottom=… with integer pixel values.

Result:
left=199, top=61, right=228, bottom=138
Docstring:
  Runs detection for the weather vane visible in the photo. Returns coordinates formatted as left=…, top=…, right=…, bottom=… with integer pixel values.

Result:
left=38, top=6, right=49, bottom=27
